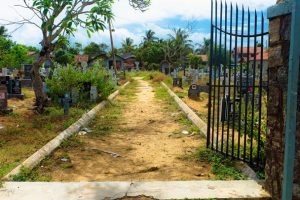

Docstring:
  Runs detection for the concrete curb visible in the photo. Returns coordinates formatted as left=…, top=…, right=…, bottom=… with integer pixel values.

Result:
left=2, top=82, right=130, bottom=181
left=0, top=181, right=270, bottom=199
left=161, top=82, right=207, bottom=136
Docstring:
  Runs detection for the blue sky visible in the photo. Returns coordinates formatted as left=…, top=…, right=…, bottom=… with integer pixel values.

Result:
left=0, top=0, right=276, bottom=48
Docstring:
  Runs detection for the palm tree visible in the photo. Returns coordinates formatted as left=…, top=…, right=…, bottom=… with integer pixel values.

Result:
left=121, top=37, right=135, bottom=53
left=142, top=30, right=158, bottom=47
left=166, top=28, right=193, bottom=67
left=195, top=38, right=210, bottom=54
left=0, top=26, right=9, bottom=38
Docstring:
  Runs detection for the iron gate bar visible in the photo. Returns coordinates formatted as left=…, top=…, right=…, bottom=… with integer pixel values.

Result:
left=212, top=0, right=218, bottom=150
left=214, top=27, right=268, bottom=37
left=231, top=4, right=238, bottom=159
left=226, top=3, right=233, bottom=156
left=221, top=2, right=228, bottom=153
left=207, top=0, right=213, bottom=148
left=237, top=6, right=245, bottom=159
left=208, top=0, right=268, bottom=170
left=257, top=13, right=265, bottom=168
left=249, top=11, right=258, bottom=166
left=216, top=1, right=223, bottom=152
left=244, top=8, right=251, bottom=162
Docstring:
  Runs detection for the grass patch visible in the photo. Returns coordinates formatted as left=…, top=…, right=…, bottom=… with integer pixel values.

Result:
left=90, top=80, right=138, bottom=137
left=154, top=84, right=200, bottom=134
left=1, top=89, right=98, bottom=179
left=180, top=147, right=245, bottom=180
left=12, top=167, right=51, bottom=182
left=60, top=136, right=83, bottom=149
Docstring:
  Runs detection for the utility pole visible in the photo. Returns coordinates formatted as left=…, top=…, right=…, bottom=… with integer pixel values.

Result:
left=108, top=19, right=117, bottom=75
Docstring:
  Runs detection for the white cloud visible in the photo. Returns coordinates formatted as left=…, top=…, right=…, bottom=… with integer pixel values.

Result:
left=112, top=0, right=276, bottom=26
left=0, top=0, right=276, bottom=47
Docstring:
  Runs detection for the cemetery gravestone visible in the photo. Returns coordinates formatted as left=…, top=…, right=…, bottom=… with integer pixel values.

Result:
left=22, top=64, right=33, bottom=87
left=135, top=61, right=140, bottom=71
left=0, top=85, right=12, bottom=114
left=173, top=78, right=183, bottom=88
left=7, top=77, right=24, bottom=100
left=2, top=68, right=8, bottom=76
left=63, top=92, right=71, bottom=115
left=188, top=84, right=200, bottom=99
left=71, top=88, right=79, bottom=104
left=23, top=65, right=32, bottom=79
left=90, top=86, right=98, bottom=101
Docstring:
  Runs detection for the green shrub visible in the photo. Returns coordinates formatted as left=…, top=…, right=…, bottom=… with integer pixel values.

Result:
left=46, top=64, right=115, bottom=103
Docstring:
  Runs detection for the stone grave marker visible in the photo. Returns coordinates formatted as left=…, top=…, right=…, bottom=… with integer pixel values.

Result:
left=0, top=85, right=12, bottom=114
left=110, top=70, right=117, bottom=86
left=23, top=65, right=32, bottom=79
left=8, top=77, right=24, bottom=99
left=90, top=86, right=98, bottom=101
left=71, top=88, right=79, bottom=104
left=135, top=61, right=140, bottom=71
left=191, top=69, right=199, bottom=84
left=2, top=68, right=8, bottom=76
left=188, top=84, right=200, bottom=99
left=173, top=78, right=183, bottom=88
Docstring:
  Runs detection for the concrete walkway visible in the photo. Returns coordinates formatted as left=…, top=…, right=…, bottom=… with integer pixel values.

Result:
left=0, top=180, right=270, bottom=200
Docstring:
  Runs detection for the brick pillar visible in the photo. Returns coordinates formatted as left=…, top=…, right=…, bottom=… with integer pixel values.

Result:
left=266, top=1, right=300, bottom=199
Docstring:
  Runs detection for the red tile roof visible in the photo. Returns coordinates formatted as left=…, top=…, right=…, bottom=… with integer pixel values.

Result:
left=75, top=55, right=89, bottom=63
left=250, top=51, right=268, bottom=61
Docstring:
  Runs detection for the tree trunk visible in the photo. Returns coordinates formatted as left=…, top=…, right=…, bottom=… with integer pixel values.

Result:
left=31, top=55, right=47, bottom=113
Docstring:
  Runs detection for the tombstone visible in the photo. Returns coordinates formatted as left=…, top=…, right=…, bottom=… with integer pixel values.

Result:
left=110, top=70, right=117, bottom=86
left=90, top=86, right=98, bottom=101
left=135, top=61, right=140, bottom=71
left=173, top=78, right=183, bottom=88
left=2, top=68, right=8, bottom=76
left=23, top=65, right=33, bottom=79
left=220, top=96, right=230, bottom=122
left=0, top=85, right=12, bottom=114
left=191, top=69, right=199, bottom=84
left=22, top=65, right=33, bottom=87
left=188, top=84, right=200, bottom=99
left=62, top=92, right=71, bottom=115
left=7, top=77, right=24, bottom=100
left=71, top=88, right=79, bottom=104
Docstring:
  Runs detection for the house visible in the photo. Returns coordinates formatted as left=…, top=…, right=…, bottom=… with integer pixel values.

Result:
left=106, top=53, right=137, bottom=71
left=232, top=47, right=268, bottom=81
left=121, top=53, right=136, bottom=71
left=75, top=55, right=89, bottom=68
left=249, top=51, right=268, bottom=81
left=106, top=55, right=125, bottom=71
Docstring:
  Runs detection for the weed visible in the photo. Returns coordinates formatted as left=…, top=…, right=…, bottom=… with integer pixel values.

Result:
left=11, top=167, right=50, bottom=182
left=195, top=148, right=245, bottom=180
left=60, top=136, right=83, bottom=149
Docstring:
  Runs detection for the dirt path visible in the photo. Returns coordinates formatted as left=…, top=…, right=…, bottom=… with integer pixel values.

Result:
left=37, top=78, right=213, bottom=181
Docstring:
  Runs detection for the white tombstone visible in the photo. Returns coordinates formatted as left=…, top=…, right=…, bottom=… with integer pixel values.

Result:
left=135, top=61, right=140, bottom=71
left=90, top=86, right=98, bottom=101
left=2, top=68, right=8, bottom=76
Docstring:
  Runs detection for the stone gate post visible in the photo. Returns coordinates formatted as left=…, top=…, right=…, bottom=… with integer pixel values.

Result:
left=266, top=0, right=300, bottom=199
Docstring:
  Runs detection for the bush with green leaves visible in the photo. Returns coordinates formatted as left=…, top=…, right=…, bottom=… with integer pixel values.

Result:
left=46, top=64, right=115, bottom=103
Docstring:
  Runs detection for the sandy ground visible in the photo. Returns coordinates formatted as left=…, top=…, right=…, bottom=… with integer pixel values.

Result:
left=38, top=79, right=213, bottom=181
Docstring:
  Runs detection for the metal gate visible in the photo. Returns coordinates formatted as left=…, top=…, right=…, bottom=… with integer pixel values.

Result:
left=207, top=0, right=268, bottom=169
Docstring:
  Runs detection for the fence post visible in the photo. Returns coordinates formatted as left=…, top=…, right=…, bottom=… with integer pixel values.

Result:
left=266, top=0, right=300, bottom=199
